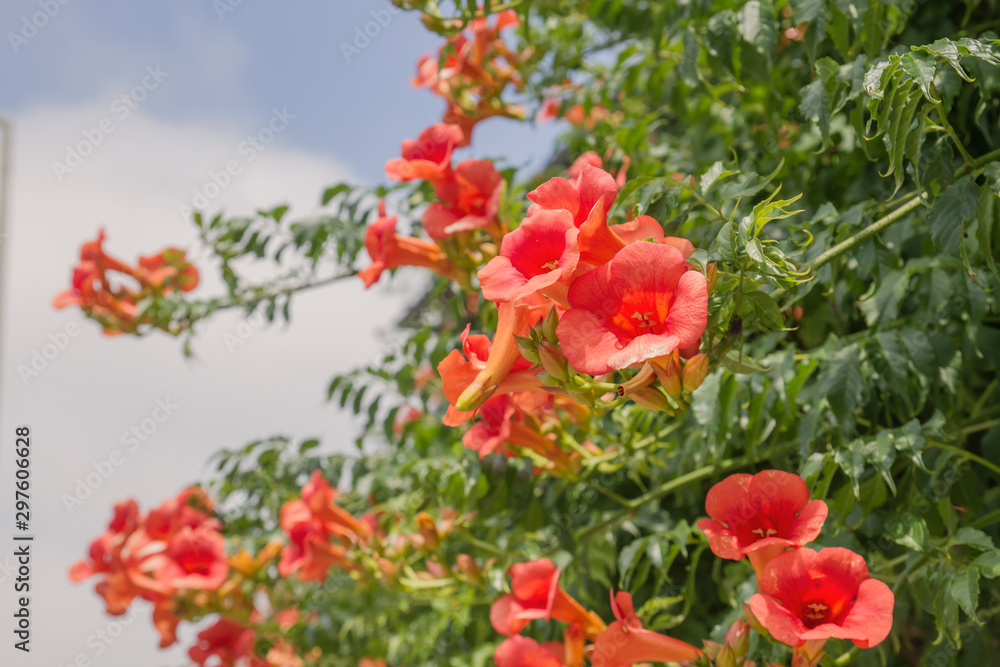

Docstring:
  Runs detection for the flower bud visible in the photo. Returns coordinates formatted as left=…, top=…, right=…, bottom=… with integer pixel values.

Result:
left=724, top=619, right=750, bottom=658
left=681, top=353, right=709, bottom=393
left=742, top=602, right=770, bottom=640
left=514, top=334, right=539, bottom=364
left=540, top=307, right=560, bottom=342
left=706, top=262, right=718, bottom=296
left=652, top=354, right=682, bottom=399
left=716, top=646, right=738, bottom=667
left=455, top=554, right=481, bottom=583
left=617, top=363, right=656, bottom=397
left=415, top=512, right=440, bottom=551
left=701, top=640, right=723, bottom=660
left=629, top=386, right=673, bottom=413
left=539, top=343, right=570, bottom=382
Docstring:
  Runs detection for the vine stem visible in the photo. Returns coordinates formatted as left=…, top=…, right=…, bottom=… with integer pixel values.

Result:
left=796, top=144, right=1000, bottom=279
left=571, top=444, right=796, bottom=544
left=927, top=439, right=1000, bottom=479
left=936, top=104, right=977, bottom=168
left=810, top=192, right=925, bottom=271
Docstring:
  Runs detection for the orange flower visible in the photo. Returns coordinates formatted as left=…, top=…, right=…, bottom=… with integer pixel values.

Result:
left=54, top=229, right=200, bottom=334
left=358, top=202, right=458, bottom=288
left=592, top=591, right=702, bottom=666
left=437, top=304, right=547, bottom=424
left=188, top=617, right=259, bottom=667
left=137, top=247, right=200, bottom=293
left=278, top=471, right=367, bottom=581
left=490, top=559, right=606, bottom=640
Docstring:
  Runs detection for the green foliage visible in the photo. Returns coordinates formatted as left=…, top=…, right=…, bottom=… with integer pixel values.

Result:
left=114, top=1, right=1000, bottom=664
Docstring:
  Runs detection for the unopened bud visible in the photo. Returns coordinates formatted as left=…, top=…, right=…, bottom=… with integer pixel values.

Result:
left=682, top=353, right=709, bottom=393
left=617, top=363, right=656, bottom=397
left=652, top=354, right=682, bottom=399
left=539, top=343, right=569, bottom=381
left=514, top=334, right=539, bottom=364
left=455, top=554, right=481, bottom=582
left=716, top=646, right=738, bottom=667
left=701, top=640, right=723, bottom=660
left=415, top=512, right=440, bottom=551
left=629, top=386, right=672, bottom=413
left=540, top=307, right=560, bottom=342
left=706, top=262, right=718, bottom=295
left=724, top=619, right=750, bottom=657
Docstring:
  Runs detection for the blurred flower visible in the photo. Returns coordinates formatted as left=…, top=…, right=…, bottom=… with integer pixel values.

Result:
left=591, top=591, right=702, bottom=667
left=358, top=202, right=458, bottom=288
left=490, top=558, right=606, bottom=639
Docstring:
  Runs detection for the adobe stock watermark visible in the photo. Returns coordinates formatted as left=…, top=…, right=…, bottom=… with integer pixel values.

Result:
left=341, top=5, right=403, bottom=63
left=178, top=107, right=295, bottom=222
left=7, top=0, right=72, bottom=54
left=223, top=309, right=266, bottom=353
left=51, top=65, right=169, bottom=182
left=61, top=397, right=180, bottom=513
left=17, top=321, right=81, bottom=385
left=213, top=0, right=244, bottom=21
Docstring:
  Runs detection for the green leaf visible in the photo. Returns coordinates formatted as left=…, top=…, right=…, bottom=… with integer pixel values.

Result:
left=835, top=439, right=866, bottom=498
left=948, top=567, right=981, bottom=621
left=863, top=431, right=897, bottom=494
left=720, top=349, right=771, bottom=374
left=819, top=344, right=864, bottom=428
left=953, top=527, right=995, bottom=551
left=859, top=269, right=910, bottom=326
left=737, top=0, right=777, bottom=65
left=887, top=514, right=929, bottom=551
left=700, top=161, right=733, bottom=194
left=900, top=51, right=940, bottom=102
left=929, top=176, right=979, bottom=256
left=743, top=290, right=785, bottom=330
left=299, top=438, right=320, bottom=454
left=973, top=551, right=1000, bottom=578
left=790, top=0, right=823, bottom=22
left=800, top=79, right=830, bottom=139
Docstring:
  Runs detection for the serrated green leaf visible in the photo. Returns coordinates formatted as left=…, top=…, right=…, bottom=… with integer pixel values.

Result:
left=954, top=527, right=995, bottom=551
left=819, top=344, right=864, bottom=427
left=744, top=290, right=784, bottom=330
left=900, top=50, right=939, bottom=101
left=929, top=176, right=979, bottom=256
left=973, top=551, right=1000, bottom=578
left=948, top=567, right=981, bottom=621
left=888, top=514, right=929, bottom=551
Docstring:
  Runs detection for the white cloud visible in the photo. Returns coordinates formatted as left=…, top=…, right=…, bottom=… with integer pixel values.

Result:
left=0, top=102, right=416, bottom=665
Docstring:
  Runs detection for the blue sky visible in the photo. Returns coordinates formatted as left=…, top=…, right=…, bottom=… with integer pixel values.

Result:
left=0, top=2, right=562, bottom=665
left=1, top=0, right=558, bottom=182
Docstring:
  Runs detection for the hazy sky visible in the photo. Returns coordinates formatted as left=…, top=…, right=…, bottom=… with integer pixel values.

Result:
left=0, top=2, right=559, bottom=665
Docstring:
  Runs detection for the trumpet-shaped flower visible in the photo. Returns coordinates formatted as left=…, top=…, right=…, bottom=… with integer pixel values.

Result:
left=385, top=123, right=464, bottom=183
left=592, top=591, right=702, bottom=667
left=490, top=558, right=606, bottom=640
left=697, top=470, right=828, bottom=578
left=748, top=547, right=894, bottom=649
left=358, top=202, right=457, bottom=288
left=424, top=158, right=504, bottom=239
left=556, top=242, right=707, bottom=376
left=478, top=209, right=580, bottom=306
left=527, top=164, right=618, bottom=228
